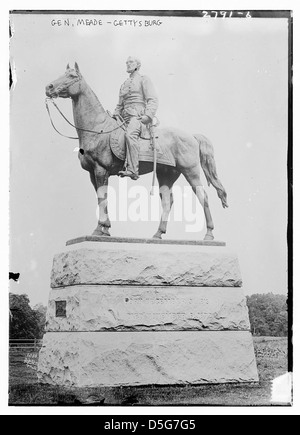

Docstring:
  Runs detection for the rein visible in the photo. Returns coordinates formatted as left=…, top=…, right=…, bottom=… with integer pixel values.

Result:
left=45, top=97, right=126, bottom=140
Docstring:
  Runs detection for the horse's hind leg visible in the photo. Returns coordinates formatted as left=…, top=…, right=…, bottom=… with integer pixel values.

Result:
left=182, top=165, right=215, bottom=241
left=153, top=167, right=180, bottom=239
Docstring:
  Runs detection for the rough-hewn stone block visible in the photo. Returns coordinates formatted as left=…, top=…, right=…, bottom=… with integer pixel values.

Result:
left=51, top=247, right=242, bottom=288
left=47, top=285, right=250, bottom=332
left=38, top=331, right=259, bottom=387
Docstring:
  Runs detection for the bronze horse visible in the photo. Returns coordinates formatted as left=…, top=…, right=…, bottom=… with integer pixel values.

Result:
left=46, top=63, right=228, bottom=240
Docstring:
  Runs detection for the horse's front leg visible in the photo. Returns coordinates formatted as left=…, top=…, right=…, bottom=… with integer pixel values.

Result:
left=92, top=167, right=111, bottom=237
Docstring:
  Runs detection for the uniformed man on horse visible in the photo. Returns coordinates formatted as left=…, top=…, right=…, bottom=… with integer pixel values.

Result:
left=113, top=56, right=158, bottom=180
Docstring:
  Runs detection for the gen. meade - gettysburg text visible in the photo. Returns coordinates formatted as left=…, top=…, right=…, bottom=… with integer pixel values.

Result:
left=51, top=18, right=163, bottom=27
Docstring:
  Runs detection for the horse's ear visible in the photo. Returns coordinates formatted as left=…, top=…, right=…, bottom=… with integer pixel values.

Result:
left=66, top=63, right=70, bottom=70
left=74, top=62, right=80, bottom=73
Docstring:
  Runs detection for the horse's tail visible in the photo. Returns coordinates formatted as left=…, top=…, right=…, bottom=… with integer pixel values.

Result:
left=194, top=134, right=228, bottom=208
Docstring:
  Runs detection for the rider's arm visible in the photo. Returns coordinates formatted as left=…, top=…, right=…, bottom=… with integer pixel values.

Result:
left=113, top=86, right=124, bottom=117
left=141, top=76, right=158, bottom=121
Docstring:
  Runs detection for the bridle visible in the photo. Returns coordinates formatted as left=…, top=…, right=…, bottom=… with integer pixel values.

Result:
left=48, top=75, right=82, bottom=99
left=45, top=98, right=126, bottom=140
left=45, top=74, right=126, bottom=140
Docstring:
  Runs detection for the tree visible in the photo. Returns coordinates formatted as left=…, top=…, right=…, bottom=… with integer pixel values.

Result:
left=246, top=293, right=288, bottom=337
left=33, top=303, right=47, bottom=338
left=9, top=294, right=47, bottom=339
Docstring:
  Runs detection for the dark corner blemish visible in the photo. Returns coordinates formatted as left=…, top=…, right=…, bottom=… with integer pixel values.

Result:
left=9, top=272, right=20, bottom=282
left=9, top=63, right=13, bottom=90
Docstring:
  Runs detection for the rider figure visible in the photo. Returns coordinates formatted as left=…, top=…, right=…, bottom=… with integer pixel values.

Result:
left=114, top=56, right=158, bottom=180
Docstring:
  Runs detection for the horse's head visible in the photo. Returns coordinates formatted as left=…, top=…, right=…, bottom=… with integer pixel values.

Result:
left=46, top=63, right=82, bottom=99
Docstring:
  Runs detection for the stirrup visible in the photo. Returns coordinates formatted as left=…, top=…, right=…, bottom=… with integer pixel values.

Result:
left=118, top=170, right=139, bottom=180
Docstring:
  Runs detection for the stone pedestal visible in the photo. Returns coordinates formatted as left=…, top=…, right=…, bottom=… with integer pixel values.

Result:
left=38, top=237, right=259, bottom=387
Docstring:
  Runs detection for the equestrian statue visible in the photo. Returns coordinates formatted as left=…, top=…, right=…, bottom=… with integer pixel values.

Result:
left=45, top=58, right=228, bottom=240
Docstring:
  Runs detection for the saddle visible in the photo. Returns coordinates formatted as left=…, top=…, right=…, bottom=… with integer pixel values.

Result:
left=109, top=125, right=176, bottom=167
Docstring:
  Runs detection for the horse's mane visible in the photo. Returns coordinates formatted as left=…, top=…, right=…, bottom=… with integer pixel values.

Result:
left=81, top=76, right=106, bottom=110
left=80, top=75, right=117, bottom=127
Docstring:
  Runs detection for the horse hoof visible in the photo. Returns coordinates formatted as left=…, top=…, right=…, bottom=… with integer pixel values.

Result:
left=92, top=225, right=111, bottom=237
left=204, top=234, right=214, bottom=241
left=92, top=230, right=104, bottom=237
left=152, top=233, right=162, bottom=240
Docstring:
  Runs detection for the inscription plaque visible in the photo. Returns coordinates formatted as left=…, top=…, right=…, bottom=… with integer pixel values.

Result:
left=55, top=300, right=67, bottom=318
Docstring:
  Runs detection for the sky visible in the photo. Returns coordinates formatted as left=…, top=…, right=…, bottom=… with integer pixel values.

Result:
left=9, top=11, right=290, bottom=306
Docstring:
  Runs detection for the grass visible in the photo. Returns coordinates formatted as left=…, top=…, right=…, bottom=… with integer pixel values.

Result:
left=8, top=337, right=289, bottom=406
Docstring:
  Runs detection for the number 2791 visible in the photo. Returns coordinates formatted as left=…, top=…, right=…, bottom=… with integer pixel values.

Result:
left=202, top=11, right=252, bottom=18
